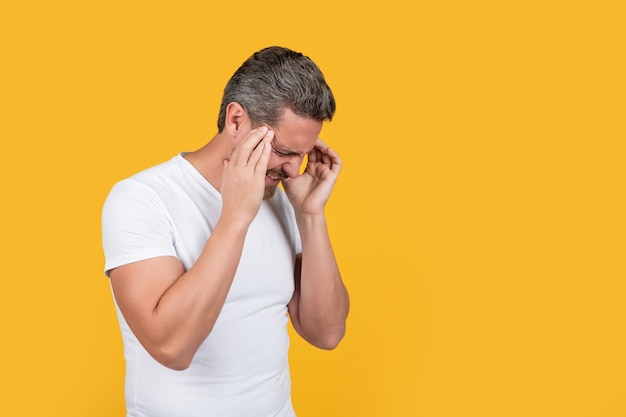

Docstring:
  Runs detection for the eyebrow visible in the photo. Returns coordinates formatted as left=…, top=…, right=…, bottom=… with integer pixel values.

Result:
left=269, top=129, right=307, bottom=157
left=272, top=141, right=302, bottom=156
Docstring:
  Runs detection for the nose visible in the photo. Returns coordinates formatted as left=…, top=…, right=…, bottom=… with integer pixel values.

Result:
left=281, top=155, right=305, bottom=178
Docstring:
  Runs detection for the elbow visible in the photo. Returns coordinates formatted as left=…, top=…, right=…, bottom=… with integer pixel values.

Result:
left=157, top=355, right=193, bottom=371
left=310, top=327, right=346, bottom=350
left=149, top=344, right=194, bottom=371
left=316, top=339, right=341, bottom=351
left=159, top=357, right=193, bottom=372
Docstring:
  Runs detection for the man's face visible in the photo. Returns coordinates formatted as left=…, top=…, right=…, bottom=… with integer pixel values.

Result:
left=261, top=109, right=322, bottom=199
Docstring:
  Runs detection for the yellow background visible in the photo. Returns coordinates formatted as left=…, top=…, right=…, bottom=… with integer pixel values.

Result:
left=2, top=1, right=624, bottom=416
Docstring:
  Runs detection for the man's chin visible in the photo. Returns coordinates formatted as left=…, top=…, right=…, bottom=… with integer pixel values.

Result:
left=264, top=185, right=278, bottom=200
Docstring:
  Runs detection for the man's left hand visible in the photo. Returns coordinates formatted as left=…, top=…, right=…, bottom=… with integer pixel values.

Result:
left=283, top=139, right=341, bottom=216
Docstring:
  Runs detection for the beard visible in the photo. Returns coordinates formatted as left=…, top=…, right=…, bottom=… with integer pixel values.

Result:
left=264, top=167, right=288, bottom=200
left=264, top=184, right=278, bottom=200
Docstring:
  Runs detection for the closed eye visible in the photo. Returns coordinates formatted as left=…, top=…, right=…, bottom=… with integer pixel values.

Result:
left=272, top=145, right=300, bottom=157
left=272, top=146, right=289, bottom=156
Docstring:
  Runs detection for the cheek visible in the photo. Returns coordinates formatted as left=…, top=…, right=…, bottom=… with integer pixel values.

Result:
left=267, top=154, right=282, bottom=170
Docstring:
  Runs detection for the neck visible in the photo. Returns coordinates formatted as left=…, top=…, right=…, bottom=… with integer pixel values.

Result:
left=183, top=133, right=231, bottom=192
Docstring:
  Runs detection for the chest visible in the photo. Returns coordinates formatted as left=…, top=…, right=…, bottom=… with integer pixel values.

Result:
left=169, top=198, right=297, bottom=306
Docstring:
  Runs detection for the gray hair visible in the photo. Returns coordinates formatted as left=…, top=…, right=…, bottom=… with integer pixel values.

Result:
left=217, top=46, right=336, bottom=132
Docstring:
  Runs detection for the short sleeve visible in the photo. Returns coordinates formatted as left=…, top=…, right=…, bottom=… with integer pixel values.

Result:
left=101, top=179, right=177, bottom=276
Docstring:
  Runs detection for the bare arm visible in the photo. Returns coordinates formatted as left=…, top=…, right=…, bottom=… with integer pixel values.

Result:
left=110, top=127, right=274, bottom=370
left=284, top=140, right=350, bottom=349
left=288, top=219, right=349, bottom=349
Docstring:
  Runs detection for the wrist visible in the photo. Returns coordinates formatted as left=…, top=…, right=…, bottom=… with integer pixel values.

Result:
left=295, top=211, right=327, bottom=231
left=216, top=212, right=252, bottom=237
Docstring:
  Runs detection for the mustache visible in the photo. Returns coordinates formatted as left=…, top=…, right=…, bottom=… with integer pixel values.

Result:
left=266, top=168, right=288, bottom=179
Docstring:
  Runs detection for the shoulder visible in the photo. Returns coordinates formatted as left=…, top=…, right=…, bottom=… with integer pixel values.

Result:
left=103, top=178, right=166, bottom=222
left=103, top=155, right=183, bottom=210
left=102, top=158, right=183, bottom=236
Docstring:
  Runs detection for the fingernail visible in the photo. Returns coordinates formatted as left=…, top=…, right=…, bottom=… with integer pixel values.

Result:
left=259, top=126, right=268, bottom=133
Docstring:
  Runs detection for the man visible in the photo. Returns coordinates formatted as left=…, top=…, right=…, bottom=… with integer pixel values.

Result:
left=101, top=46, right=350, bottom=417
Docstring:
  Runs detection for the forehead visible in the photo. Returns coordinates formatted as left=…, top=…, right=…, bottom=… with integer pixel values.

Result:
left=270, top=109, right=322, bottom=153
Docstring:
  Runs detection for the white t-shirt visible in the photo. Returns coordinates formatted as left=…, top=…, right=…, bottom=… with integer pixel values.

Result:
left=102, top=154, right=301, bottom=417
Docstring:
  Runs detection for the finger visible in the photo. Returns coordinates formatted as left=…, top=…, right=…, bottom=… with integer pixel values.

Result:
left=316, top=139, right=341, bottom=165
left=248, top=130, right=273, bottom=167
left=231, top=126, right=269, bottom=165
left=311, top=138, right=332, bottom=162
left=315, top=138, right=332, bottom=152
left=254, top=136, right=273, bottom=175
left=315, top=140, right=341, bottom=174
left=308, top=146, right=320, bottom=163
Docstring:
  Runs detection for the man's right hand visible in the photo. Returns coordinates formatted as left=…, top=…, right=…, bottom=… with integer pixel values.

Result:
left=220, top=126, right=274, bottom=226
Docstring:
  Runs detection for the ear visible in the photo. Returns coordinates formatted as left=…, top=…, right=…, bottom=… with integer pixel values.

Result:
left=224, top=102, right=250, bottom=137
